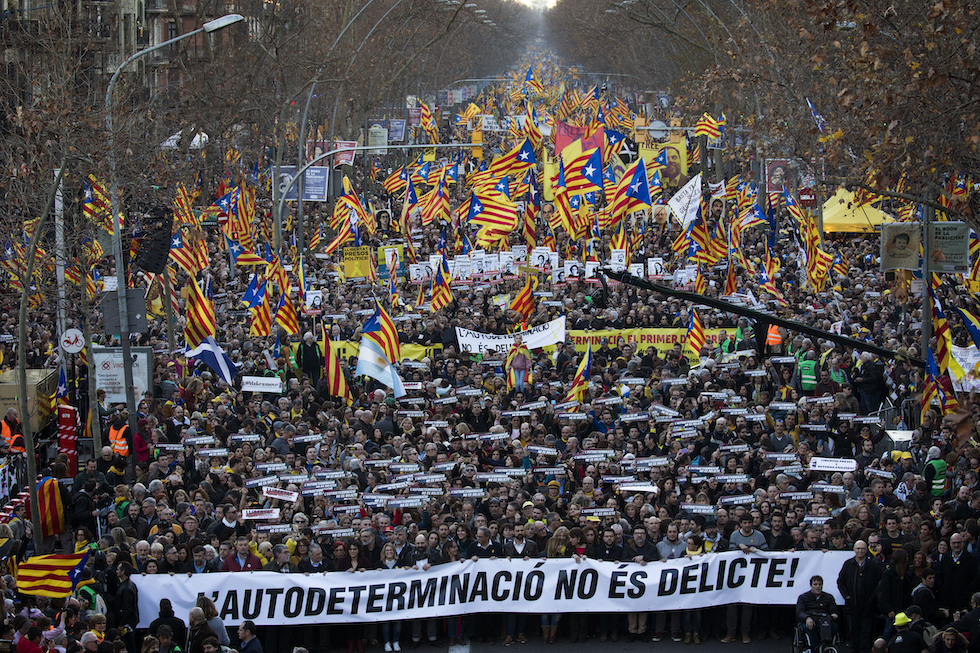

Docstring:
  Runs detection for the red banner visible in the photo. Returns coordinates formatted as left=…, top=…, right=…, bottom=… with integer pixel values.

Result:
left=554, top=121, right=588, bottom=156
left=554, top=122, right=605, bottom=159
left=57, top=405, right=78, bottom=476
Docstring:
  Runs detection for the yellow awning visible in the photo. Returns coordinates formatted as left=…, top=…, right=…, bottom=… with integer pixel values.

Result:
left=822, top=188, right=895, bottom=233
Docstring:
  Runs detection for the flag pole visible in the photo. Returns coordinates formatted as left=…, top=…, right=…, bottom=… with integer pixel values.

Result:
left=164, top=267, right=176, bottom=353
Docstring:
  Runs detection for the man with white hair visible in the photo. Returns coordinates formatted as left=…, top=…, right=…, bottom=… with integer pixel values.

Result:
left=925, top=445, right=951, bottom=498
left=80, top=632, right=99, bottom=653
left=295, top=331, right=323, bottom=385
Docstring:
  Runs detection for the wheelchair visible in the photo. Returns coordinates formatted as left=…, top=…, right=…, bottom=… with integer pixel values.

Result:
left=792, top=615, right=841, bottom=653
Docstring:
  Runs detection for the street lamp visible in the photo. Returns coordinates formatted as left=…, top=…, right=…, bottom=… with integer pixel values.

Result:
left=104, top=12, right=244, bottom=441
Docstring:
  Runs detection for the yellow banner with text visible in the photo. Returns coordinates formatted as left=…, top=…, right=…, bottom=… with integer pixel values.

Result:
left=568, top=328, right=734, bottom=362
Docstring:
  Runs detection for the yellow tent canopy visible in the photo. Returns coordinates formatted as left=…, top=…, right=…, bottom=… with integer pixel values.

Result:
left=822, top=188, right=896, bottom=233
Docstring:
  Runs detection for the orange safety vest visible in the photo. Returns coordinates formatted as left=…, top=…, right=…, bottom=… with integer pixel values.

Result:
left=1, top=420, right=25, bottom=453
left=108, top=424, right=130, bottom=457
left=766, top=324, right=782, bottom=346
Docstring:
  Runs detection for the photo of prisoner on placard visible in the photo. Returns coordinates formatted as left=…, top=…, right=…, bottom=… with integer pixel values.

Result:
left=661, top=144, right=689, bottom=187
left=880, top=223, right=921, bottom=271
left=766, top=158, right=794, bottom=193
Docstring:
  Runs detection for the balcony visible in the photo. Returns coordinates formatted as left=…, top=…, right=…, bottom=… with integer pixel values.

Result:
left=144, top=42, right=174, bottom=64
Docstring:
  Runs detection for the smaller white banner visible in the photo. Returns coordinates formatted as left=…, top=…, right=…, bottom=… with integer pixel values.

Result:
left=242, top=376, right=285, bottom=393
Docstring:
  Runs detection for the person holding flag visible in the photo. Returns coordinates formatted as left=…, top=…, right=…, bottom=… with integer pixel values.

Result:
left=505, top=334, right=533, bottom=393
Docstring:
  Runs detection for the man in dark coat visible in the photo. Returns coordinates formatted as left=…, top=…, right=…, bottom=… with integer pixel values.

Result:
left=148, top=598, right=187, bottom=648
left=114, top=563, right=139, bottom=653
left=186, top=607, right=217, bottom=653
left=937, top=533, right=980, bottom=613
left=950, top=592, right=980, bottom=649
left=70, top=480, right=99, bottom=535
left=912, top=569, right=945, bottom=626
left=295, top=332, right=324, bottom=385
left=837, top=540, right=882, bottom=653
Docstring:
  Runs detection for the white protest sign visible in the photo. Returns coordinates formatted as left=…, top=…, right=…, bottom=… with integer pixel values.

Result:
left=667, top=173, right=702, bottom=228
left=456, top=316, right=566, bottom=355
left=808, top=457, right=857, bottom=472
left=262, top=487, right=300, bottom=503
left=242, top=508, right=281, bottom=520
left=134, top=552, right=849, bottom=627
left=242, top=376, right=285, bottom=394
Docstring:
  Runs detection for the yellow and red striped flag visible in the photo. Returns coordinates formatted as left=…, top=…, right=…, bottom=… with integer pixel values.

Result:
left=564, top=343, right=593, bottom=404
left=694, top=113, right=721, bottom=139
left=686, top=308, right=706, bottom=356
left=363, top=300, right=400, bottom=365
left=430, top=255, right=453, bottom=312
left=420, top=103, right=439, bottom=144
left=16, top=552, right=89, bottom=598
left=274, top=291, right=300, bottom=335
left=184, top=277, right=215, bottom=347
left=249, top=289, right=272, bottom=337
left=509, top=276, right=538, bottom=321
left=37, top=477, right=65, bottom=537
left=420, top=173, right=450, bottom=227
left=323, top=331, right=353, bottom=405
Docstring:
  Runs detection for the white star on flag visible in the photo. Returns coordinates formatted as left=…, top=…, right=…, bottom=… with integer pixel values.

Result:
left=584, top=165, right=596, bottom=177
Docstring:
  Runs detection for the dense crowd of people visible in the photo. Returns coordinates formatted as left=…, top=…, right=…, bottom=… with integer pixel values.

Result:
left=2, top=57, right=980, bottom=653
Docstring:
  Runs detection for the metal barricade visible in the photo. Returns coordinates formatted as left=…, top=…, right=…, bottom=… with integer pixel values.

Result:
left=871, top=403, right=900, bottom=429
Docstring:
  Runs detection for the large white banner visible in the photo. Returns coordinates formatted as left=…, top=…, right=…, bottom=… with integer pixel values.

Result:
left=667, top=173, right=702, bottom=229
left=456, top=316, right=566, bottom=355
left=132, top=552, right=848, bottom=627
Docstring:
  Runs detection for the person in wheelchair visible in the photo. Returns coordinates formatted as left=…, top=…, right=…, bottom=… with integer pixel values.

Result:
left=797, top=575, right=840, bottom=651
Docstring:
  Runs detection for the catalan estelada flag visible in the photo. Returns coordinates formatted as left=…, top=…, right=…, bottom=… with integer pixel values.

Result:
left=362, top=300, right=401, bottom=365
left=37, top=477, right=65, bottom=537
left=686, top=308, right=706, bottom=356
left=564, top=343, right=592, bottom=404
left=17, top=551, right=88, bottom=598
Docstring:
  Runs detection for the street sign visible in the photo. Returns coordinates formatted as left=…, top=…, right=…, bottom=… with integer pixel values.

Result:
left=102, top=289, right=148, bottom=336
left=60, top=329, right=85, bottom=354
left=647, top=120, right=668, bottom=139
left=92, top=346, right=153, bottom=404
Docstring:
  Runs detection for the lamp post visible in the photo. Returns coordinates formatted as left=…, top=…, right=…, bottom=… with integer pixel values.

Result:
left=105, top=13, right=244, bottom=438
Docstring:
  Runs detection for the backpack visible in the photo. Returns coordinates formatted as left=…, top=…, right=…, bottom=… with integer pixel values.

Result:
left=919, top=622, right=940, bottom=648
